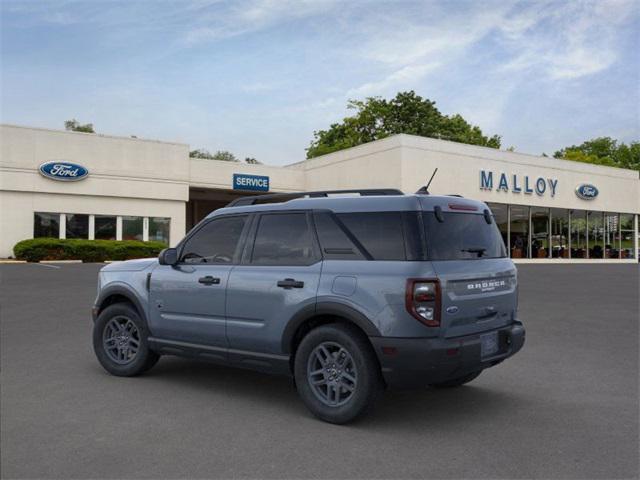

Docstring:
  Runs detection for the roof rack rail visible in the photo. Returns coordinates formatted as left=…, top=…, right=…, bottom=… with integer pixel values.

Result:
left=226, top=188, right=404, bottom=207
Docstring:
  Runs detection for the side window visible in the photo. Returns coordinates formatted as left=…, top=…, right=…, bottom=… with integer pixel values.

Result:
left=251, top=213, right=317, bottom=266
left=313, top=212, right=365, bottom=260
left=336, top=212, right=406, bottom=260
left=180, top=215, right=247, bottom=264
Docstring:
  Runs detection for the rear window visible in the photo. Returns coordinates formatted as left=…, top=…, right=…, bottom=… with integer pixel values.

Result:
left=423, top=212, right=507, bottom=260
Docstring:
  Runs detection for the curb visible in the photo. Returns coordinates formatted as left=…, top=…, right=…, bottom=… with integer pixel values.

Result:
left=0, top=259, right=27, bottom=264
left=39, top=260, right=83, bottom=264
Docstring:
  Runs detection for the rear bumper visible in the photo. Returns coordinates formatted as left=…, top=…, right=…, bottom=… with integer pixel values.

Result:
left=370, top=322, right=525, bottom=389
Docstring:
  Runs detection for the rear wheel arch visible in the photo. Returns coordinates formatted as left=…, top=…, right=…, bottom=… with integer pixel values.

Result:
left=283, top=303, right=381, bottom=370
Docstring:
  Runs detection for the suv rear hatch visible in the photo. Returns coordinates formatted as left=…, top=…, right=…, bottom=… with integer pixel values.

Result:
left=422, top=208, right=517, bottom=338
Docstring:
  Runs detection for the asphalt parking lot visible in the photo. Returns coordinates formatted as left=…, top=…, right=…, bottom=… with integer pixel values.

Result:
left=1, top=263, right=638, bottom=479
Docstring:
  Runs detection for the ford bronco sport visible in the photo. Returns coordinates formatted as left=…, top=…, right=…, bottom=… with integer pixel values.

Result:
left=92, top=189, right=525, bottom=424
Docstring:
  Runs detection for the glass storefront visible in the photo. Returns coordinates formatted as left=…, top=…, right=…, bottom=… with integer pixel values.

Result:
left=571, top=210, right=587, bottom=258
left=531, top=207, right=550, bottom=259
left=95, top=215, right=117, bottom=240
left=604, top=213, right=619, bottom=258
left=149, top=217, right=170, bottom=245
left=620, top=214, right=636, bottom=259
left=122, top=216, right=143, bottom=241
left=66, top=214, right=89, bottom=239
left=485, top=204, right=636, bottom=260
left=33, top=213, right=170, bottom=244
left=34, top=212, right=60, bottom=238
left=509, top=205, right=529, bottom=259
left=551, top=209, right=569, bottom=258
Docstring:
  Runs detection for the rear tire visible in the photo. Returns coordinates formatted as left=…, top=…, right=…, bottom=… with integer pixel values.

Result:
left=93, top=303, right=159, bottom=377
left=429, top=370, right=482, bottom=388
left=294, top=323, right=383, bottom=424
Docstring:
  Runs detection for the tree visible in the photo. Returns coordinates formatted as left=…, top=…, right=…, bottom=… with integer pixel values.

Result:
left=244, top=157, right=262, bottom=164
left=189, top=149, right=239, bottom=162
left=64, top=119, right=94, bottom=133
left=554, top=137, right=640, bottom=172
left=212, top=150, right=238, bottom=162
left=306, top=91, right=501, bottom=158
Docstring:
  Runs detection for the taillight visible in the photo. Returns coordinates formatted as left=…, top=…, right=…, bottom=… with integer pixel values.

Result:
left=405, top=279, right=441, bottom=327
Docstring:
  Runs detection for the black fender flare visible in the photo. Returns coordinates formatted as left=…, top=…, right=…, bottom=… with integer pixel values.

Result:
left=94, top=284, right=147, bottom=325
left=281, top=301, right=381, bottom=354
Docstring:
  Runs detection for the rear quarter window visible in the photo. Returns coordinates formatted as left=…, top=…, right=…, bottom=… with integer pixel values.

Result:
left=423, top=212, right=507, bottom=260
left=336, top=212, right=407, bottom=260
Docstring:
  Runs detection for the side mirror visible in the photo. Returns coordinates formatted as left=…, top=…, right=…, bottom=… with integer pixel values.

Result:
left=158, top=247, right=178, bottom=266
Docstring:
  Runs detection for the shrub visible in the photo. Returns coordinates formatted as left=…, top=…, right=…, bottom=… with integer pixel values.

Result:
left=13, top=238, right=167, bottom=262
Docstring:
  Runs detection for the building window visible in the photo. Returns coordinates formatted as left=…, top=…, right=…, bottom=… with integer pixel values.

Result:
left=509, top=205, right=529, bottom=259
left=34, top=212, right=60, bottom=238
left=122, top=216, right=143, bottom=241
left=65, top=214, right=89, bottom=239
left=571, top=210, right=587, bottom=258
left=149, top=217, right=170, bottom=245
left=531, top=207, right=550, bottom=258
left=588, top=211, right=604, bottom=258
left=620, top=214, right=636, bottom=259
left=487, top=203, right=509, bottom=251
left=95, top=215, right=117, bottom=240
left=551, top=209, right=569, bottom=258
left=604, top=213, right=619, bottom=259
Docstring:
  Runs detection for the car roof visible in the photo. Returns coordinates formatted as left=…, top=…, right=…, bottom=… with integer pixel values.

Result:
left=208, top=194, right=488, bottom=218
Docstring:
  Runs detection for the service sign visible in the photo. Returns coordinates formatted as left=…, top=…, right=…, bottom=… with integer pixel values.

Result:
left=39, top=161, right=89, bottom=182
left=575, top=184, right=598, bottom=200
left=233, top=173, right=269, bottom=192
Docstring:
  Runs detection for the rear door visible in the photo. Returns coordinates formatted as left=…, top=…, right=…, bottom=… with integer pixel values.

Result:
left=225, top=211, right=322, bottom=357
left=423, top=210, right=517, bottom=338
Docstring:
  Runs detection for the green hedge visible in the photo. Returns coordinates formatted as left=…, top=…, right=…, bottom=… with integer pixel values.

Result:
left=13, top=238, right=167, bottom=262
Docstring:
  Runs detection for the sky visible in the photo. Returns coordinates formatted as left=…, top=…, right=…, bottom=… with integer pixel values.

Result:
left=1, top=0, right=639, bottom=165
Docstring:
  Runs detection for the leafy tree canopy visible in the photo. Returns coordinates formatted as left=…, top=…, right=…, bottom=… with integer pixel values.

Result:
left=306, top=91, right=501, bottom=158
left=64, top=119, right=94, bottom=133
left=190, top=149, right=239, bottom=162
left=554, top=137, right=640, bottom=172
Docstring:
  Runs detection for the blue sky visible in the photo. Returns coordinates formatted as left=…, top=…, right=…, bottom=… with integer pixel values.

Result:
left=1, top=0, right=639, bottom=165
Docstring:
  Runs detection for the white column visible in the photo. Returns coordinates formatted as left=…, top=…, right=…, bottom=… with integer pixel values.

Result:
left=59, top=213, right=66, bottom=239
left=143, top=217, right=149, bottom=242
left=116, top=216, right=123, bottom=241
left=88, top=215, right=95, bottom=240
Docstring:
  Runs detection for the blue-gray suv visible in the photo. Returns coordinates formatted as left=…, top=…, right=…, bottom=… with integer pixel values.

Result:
left=92, top=189, right=525, bottom=423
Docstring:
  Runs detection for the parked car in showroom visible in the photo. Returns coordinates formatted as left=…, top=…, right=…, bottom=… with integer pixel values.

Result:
left=92, top=189, right=525, bottom=424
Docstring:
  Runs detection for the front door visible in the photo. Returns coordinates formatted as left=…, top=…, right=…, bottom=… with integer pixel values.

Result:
left=226, top=211, right=322, bottom=355
left=148, top=214, right=250, bottom=348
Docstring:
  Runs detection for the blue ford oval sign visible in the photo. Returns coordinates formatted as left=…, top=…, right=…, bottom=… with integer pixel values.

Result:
left=575, top=184, right=598, bottom=200
left=39, top=161, right=89, bottom=182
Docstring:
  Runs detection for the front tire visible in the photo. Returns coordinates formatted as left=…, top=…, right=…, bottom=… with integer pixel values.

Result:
left=93, top=302, right=159, bottom=377
left=294, top=323, right=383, bottom=424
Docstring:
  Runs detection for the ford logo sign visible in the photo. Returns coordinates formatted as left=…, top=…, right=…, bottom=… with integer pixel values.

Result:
left=575, top=184, right=598, bottom=200
left=39, top=161, right=89, bottom=182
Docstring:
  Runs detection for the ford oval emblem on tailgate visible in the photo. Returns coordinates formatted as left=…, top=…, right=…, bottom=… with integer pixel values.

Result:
left=446, top=306, right=459, bottom=315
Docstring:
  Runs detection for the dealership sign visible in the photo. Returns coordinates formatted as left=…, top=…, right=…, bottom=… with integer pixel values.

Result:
left=575, top=183, right=598, bottom=200
left=233, top=173, right=269, bottom=192
left=39, top=161, right=89, bottom=182
left=480, top=170, right=558, bottom=197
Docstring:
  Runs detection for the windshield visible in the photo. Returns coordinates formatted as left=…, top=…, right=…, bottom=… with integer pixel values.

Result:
left=423, top=212, right=507, bottom=260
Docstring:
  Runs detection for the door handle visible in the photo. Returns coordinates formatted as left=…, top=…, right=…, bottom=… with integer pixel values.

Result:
left=198, top=276, right=220, bottom=285
left=277, top=278, right=304, bottom=289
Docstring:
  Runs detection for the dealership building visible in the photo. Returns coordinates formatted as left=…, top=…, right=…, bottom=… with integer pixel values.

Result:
left=1, top=123, right=638, bottom=262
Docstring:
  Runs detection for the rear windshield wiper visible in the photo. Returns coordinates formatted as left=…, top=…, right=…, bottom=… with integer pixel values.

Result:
left=461, top=247, right=487, bottom=257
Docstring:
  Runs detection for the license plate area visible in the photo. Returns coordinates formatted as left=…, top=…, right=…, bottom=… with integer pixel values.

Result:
left=480, top=331, right=499, bottom=358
